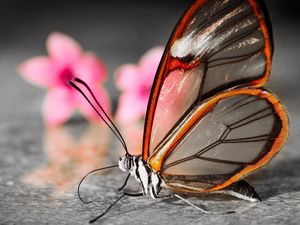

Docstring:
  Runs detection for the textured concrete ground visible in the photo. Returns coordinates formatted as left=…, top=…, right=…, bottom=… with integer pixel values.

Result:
left=0, top=0, right=299, bottom=224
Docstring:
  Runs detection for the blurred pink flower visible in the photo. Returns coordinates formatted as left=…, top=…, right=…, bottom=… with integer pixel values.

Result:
left=118, top=120, right=144, bottom=156
left=22, top=124, right=110, bottom=192
left=115, top=47, right=164, bottom=123
left=18, top=32, right=110, bottom=126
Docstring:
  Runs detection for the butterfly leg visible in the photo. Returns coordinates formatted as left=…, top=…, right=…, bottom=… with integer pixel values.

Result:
left=218, top=180, right=261, bottom=202
left=150, top=187, right=174, bottom=200
left=89, top=192, right=144, bottom=223
left=89, top=193, right=126, bottom=223
left=155, top=194, right=174, bottom=200
left=173, top=194, right=234, bottom=214
left=118, top=173, right=131, bottom=191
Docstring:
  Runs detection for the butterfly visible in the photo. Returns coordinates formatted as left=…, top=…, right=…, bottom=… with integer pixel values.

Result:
left=69, top=0, right=289, bottom=222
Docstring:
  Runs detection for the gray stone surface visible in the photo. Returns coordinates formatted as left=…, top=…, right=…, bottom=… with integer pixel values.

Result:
left=0, top=1, right=300, bottom=224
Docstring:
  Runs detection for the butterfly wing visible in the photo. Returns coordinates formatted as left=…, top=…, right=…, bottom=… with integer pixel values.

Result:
left=149, top=88, right=288, bottom=192
left=141, top=0, right=288, bottom=192
left=142, top=0, right=273, bottom=160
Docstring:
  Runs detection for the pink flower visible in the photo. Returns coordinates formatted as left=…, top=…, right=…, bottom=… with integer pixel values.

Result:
left=18, top=32, right=110, bottom=126
left=115, top=47, right=164, bottom=123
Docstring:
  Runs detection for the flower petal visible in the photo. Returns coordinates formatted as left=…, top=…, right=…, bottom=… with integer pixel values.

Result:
left=115, top=93, right=145, bottom=123
left=43, top=88, right=76, bottom=126
left=74, top=52, right=107, bottom=84
left=18, top=57, right=59, bottom=87
left=139, top=46, right=164, bottom=81
left=76, top=85, right=111, bottom=123
left=115, top=47, right=164, bottom=123
left=115, top=64, right=139, bottom=91
left=47, top=32, right=82, bottom=66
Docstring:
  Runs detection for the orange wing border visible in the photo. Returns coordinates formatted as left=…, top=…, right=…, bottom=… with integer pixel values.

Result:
left=142, top=0, right=273, bottom=161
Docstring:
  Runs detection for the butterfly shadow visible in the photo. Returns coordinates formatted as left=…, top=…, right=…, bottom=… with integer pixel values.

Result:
left=247, top=156, right=300, bottom=200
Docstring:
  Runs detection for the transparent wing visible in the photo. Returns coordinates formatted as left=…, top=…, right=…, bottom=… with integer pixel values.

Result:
left=148, top=88, right=288, bottom=192
left=142, top=0, right=273, bottom=160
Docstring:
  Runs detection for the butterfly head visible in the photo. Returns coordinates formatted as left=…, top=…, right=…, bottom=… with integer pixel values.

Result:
left=118, top=154, right=134, bottom=172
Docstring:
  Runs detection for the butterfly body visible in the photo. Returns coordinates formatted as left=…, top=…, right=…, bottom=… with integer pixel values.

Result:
left=119, top=155, right=163, bottom=199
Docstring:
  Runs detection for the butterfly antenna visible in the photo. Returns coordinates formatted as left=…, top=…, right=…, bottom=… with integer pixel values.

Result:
left=68, top=79, right=129, bottom=155
left=77, top=165, right=119, bottom=204
left=89, top=193, right=125, bottom=223
left=73, top=78, right=128, bottom=152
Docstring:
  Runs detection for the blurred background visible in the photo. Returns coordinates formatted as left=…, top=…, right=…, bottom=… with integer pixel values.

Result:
left=0, top=0, right=299, bottom=224
left=0, top=0, right=299, bottom=110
